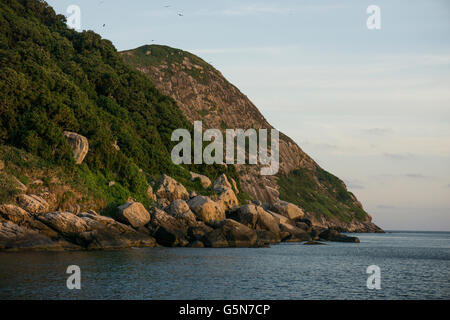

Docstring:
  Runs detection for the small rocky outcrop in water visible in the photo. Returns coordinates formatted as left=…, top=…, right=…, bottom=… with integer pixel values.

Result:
left=63, top=131, right=89, bottom=165
left=319, top=228, right=360, bottom=243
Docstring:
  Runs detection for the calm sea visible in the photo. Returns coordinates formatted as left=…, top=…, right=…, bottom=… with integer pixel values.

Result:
left=0, top=231, right=449, bottom=300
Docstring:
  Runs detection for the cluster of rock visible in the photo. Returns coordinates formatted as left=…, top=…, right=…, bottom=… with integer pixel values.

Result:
left=0, top=172, right=359, bottom=251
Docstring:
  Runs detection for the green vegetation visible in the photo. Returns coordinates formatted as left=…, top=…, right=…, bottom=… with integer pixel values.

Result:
left=0, top=0, right=242, bottom=212
left=278, top=168, right=367, bottom=222
left=121, top=45, right=214, bottom=85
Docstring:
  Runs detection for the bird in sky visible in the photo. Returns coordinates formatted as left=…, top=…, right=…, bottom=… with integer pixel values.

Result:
left=178, top=13, right=183, bottom=16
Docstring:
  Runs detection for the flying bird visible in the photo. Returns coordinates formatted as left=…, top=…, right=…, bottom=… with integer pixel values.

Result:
left=178, top=13, right=183, bottom=16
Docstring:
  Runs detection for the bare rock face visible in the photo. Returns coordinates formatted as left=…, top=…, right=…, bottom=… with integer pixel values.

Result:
left=116, top=202, right=150, bottom=228
left=212, top=174, right=232, bottom=193
left=166, top=199, right=197, bottom=225
left=16, top=194, right=49, bottom=215
left=155, top=174, right=189, bottom=202
left=190, top=171, right=211, bottom=189
left=187, top=195, right=225, bottom=223
left=272, top=200, right=305, bottom=220
left=63, top=131, right=89, bottom=165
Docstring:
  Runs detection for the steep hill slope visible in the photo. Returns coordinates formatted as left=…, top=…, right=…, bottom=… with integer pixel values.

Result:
left=0, top=0, right=241, bottom=212
left=121, top=45, right=382, bottom=232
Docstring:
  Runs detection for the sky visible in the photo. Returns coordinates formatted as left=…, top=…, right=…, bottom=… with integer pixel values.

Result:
left=46, top=0, right=450, bottom=231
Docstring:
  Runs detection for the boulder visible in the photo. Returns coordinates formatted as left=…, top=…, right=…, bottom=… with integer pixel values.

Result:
left=0, top=204, right=59, bottom=239
left=202, top=229, right=229, bottom=248
left=212, top=174, right=232, bottom=193
left=166, top=199, right=197, bottom=225
left=267, top=210, right=295, bottom=226
left=16, top=194, right=49, bottom=214
left=188, top=240, right=204, bottom=248
left=157, top=198, right=171, bottom=210
left=155, top=174, right=189, bottom=201
left=319, top=229, right=360, bottom=243
left=217, top=188, right=239, bottom=211
left=63, top=131, right=89, bottom=165
left=116, top=202, right=150, bottom=228
left=256, top=230, right=281, bottom=244
left=79, top=213, right=156, bottom=249
left=0, top=221, right=74, bottom=251
left=229, top=204, right=280, bottom=234
left=187, top=196, right=225, bottom=223
left=147, top=208, right=189, bottom=247
left=206, top=219, right=257, bottom=247
left=272, top=200, right=305, bottom=220
left=279, top=221, right=311, bottom=242
left=190, top=172, right=212, bottom=189
left=37, top=212, right=90, bottom=245
left=187, top=222, right=213, bottom=242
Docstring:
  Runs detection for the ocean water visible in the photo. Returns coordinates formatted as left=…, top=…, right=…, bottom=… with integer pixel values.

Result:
left=0, top=231, right=449, bottom=300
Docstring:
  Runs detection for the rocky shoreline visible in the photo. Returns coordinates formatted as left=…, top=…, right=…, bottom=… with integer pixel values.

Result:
left=0, top=173, right=368, bottom=252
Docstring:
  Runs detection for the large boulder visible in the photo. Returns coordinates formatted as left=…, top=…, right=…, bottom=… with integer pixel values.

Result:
left=116, top=202, right=150, bottom=228
left=16, top=194, right=49, bottom=214
left=319, top=228, right=360, bottom=243
left=78, top=212, right=156, bottom=249
left=229, top=204, right=280, bottom=234
left=187, top=196, right=225, bottom=223
left=272, top=200, right=305, bottom=220
left=63, top=131, right=89, bottom=164
left=202, top=229, right=229, bottom=248
left=0, top=204, right=58, bottom=239
left=267, top=210, right=295, bottom=226
left=37, top=211, right=90, bottom=245
left=212, top=174, right=232, bottom=193
left=205, top=219, right=257, bottom=247
left=155, top=174, right=189, bottom=201
left=190, top=172, right=212, bottom=189
left=0, top=221, right=73, bottom=251
left=147, top=208, right=189, bottom=247
left=187, top=222, right=213, bottom=242
left=279, top=221, right=311, bottom=242
left=166, top=199, right=197, bottom=225
left=217, top=188, right=239, bottom=211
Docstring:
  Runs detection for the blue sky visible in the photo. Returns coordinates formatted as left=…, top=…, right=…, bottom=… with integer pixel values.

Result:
left=47, top=0, right=450, bottom=231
